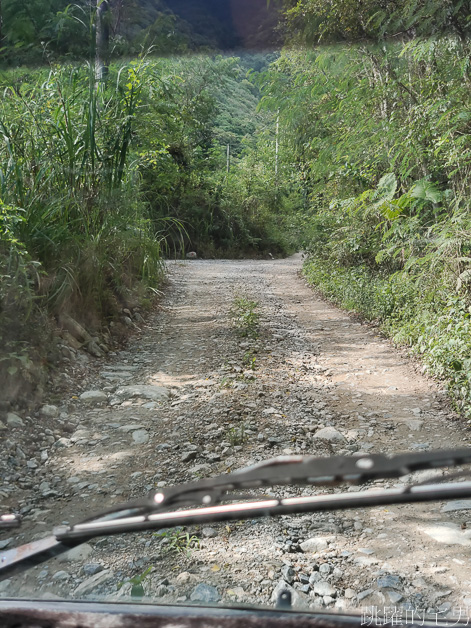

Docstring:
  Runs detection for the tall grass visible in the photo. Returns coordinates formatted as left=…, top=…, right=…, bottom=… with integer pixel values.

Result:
left=0, top=60, right=166, bottom=407
left=0, top=60, right=164, bottom=326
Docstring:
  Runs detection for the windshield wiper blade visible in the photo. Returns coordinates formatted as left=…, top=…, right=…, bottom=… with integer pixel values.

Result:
left=72, top=447, right=471, bottom=520
left=2, top=448, right=471, bottom=581
left=154, top=447, right=471, bottom=505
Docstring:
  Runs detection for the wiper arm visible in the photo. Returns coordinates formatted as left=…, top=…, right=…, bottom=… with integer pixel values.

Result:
left=0, top=515, right=21, bottom=530
left=1, top=448, right=471, bottom=580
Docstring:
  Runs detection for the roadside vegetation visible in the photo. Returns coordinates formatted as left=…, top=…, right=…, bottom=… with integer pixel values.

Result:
left=258, top=2, right=471, bottom=417
left=0, top=49, right=294, bottom=405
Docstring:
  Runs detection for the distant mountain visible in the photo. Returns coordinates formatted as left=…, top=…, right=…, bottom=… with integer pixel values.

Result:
left=129, top=0, right=282, bottom=51
left=227, top=0, right=283, bottom=50
left=166, top=0, right=237, bottom=48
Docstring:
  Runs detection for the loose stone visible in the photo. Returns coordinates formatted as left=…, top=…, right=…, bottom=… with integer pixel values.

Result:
left=73, top=570, right=114, bottom=596
left=6, top=413, right=24, bottom=428
left=181, top=451, right=197, bottom=463
left=281, top=565, right=295, bottom=584
left=313, top=426, right=345, bottom=443
left=79, top=391, right=108, bottom=404
left=300, top=537, right=329, bottom=552
left=40, top=405, right=59, bottom=418
left=190, top=583, right=220, bottom=603
left=114, top=385, right=169, bottom=402
left=82, top=563, right=103, bottom=576
left=132, top=429, right=149, bottom=444
left=313, top=581, right=337, bottom=597
left=377, top=575, right=402, bottom=590
left=58, top=543, right=94, bottom=563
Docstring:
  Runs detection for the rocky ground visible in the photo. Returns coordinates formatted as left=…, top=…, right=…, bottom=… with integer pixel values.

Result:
left=2, top=254, right=471, bottom=620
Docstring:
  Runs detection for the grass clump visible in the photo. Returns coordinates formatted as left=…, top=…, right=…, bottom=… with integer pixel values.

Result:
left=243, top=350, right=257, bottom=370
left=0, top=54, right=296, bottom=408
left=226, top=423, right=248, bottom=448
left=230, top=295, right=260, bottom=338
left=154, top=528, right=200, bottom=558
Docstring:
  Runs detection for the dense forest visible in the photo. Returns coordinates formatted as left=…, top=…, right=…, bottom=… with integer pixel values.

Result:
left=3, top=1, right=471, bottom=419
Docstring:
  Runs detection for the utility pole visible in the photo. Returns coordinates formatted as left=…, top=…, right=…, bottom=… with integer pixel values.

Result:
left=226, top=144, right=230, bottom=173
left=96, top=0, right=110, bottom=84
left=275, top=112, right=279, bottom=177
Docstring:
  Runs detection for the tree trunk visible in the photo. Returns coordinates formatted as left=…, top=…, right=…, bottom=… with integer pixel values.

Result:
left=95, top=0, right=110, bottom=84
left=109, top=0, right=124, bottom=37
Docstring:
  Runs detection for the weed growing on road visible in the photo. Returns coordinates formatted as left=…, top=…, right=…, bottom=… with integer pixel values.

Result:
left=227, top=423, right=247, bottom=448
left=231, top=295, right=260, bottom=338
left=243, top=351, right=257, bottom=370
left=219, top=374, right=232, bottom=389
left=154, top=528, right=200, bottom=557
left=118, top=566, right=152, bottom=598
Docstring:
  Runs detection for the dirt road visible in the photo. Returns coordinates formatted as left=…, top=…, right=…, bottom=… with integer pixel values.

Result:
left=2, top=254, right=471, bottom=615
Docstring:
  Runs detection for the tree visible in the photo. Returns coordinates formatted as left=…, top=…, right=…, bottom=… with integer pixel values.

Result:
left=284, top=0, right=471, bottom=44
left=96, top=0, right=110, bottom=82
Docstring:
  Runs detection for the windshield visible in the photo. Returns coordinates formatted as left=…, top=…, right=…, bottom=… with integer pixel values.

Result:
left=1, top=0, right=471, bottom=623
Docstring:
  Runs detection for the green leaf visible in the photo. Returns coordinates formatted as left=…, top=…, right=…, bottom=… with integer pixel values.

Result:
left=378, top=200, right=402, bottom=221
left=7, top=366, right=18, bottom=376
left=456, top=269, right=471, bottom=291
left=131, top=584, right=144, bottom=598
left=375, top=173, right=397, bottom=201
left=410, top=180, right=442, bottom=204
